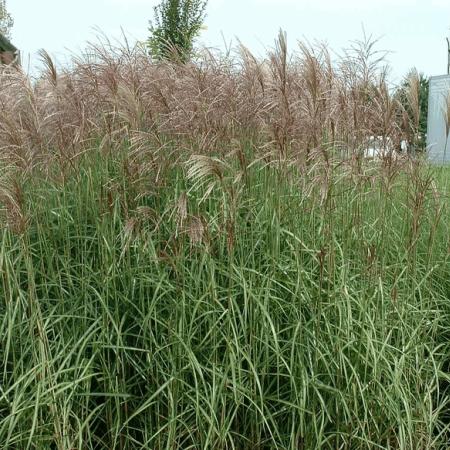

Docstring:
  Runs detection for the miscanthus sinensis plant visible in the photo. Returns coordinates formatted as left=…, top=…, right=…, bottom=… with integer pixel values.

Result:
left=0, top=33, right=449, bottom=449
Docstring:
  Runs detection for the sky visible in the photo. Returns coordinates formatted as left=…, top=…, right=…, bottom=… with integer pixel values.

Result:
left=7, top=0, right=450, bottom=83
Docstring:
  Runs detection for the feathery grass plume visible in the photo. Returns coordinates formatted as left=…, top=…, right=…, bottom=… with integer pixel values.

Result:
left=38, top=49, right=58, bottom=87
left=443, top=92, right=450, bottom=162
left=184, top=213, right=208, bottom=247
left=397, top=67, right=422, bottom=154
left=0, top=166, right=28, bottom=234
left=174, top=190, right=188, bottom=235
left=0, top=32, right=413, bottom=167
left=267, top=29, right=294, bottom=160
left=339, top=33, right=388, bottom=152
left=404, top=68, right=421, bottom=133
left=186, top=154, right=229, bottom=201
left=115, top=80, right=143, bottom=131
left=370, top=73, right=402, bottom=146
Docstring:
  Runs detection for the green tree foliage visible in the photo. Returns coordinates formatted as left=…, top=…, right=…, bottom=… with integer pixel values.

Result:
left=396, top=69, right=429, bottom=150
left=418, top=74, right=429, bottom=136
left=148, top=0, right=207, bottom=63
left=0, top=0, right=13, bottom=39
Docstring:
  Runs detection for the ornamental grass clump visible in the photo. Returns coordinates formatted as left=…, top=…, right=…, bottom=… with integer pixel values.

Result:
left=0, top=34, right=449, bottom=449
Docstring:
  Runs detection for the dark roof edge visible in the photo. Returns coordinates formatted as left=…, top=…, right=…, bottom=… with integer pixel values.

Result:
left=0, top=33, right=17, bottom=52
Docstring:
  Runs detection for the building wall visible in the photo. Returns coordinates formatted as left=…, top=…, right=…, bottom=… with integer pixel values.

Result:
left=427, top=75, right=450, bottom=163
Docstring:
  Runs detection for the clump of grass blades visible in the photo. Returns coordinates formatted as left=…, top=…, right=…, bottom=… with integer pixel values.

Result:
left=0, top=143, right=450, bottom=449
left=0, top=33, right=450, bottom=449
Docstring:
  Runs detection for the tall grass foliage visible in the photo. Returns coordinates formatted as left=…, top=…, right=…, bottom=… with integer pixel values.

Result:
left=0, top=33, right=450, bottom=449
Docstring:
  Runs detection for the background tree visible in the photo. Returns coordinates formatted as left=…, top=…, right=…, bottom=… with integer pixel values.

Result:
left=148, top=0, right=207, bottom=63
left=395, top=69, right=429, bottom=151
left=0, top=0, right=13, bottom=39
left=418, top=74, right=429, bottom=137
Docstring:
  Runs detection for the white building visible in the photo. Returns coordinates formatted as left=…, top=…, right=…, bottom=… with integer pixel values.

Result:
left=427, top=75, right=450, bottom=163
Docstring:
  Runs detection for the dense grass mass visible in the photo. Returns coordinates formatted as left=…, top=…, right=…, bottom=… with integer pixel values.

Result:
left=1, top=148, right=450, bottom=449
left=0, top=35, right=450, bottom=449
